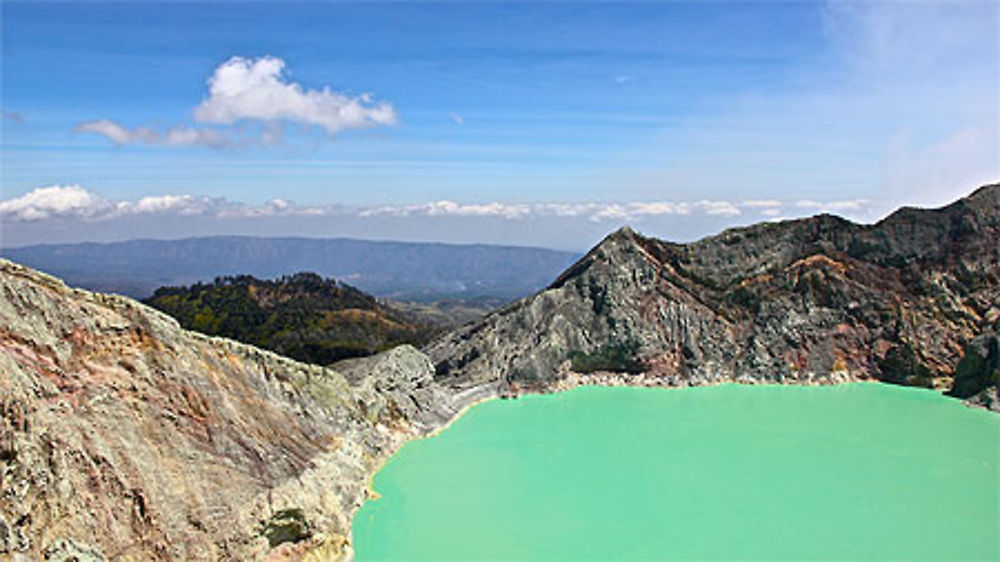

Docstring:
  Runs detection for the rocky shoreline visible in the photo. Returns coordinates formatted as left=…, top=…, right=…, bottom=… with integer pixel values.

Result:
left=509, top=365, right=864, bottom=397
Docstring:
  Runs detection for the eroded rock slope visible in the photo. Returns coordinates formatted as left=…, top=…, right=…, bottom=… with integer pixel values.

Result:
left=0, top=260, right=483, bottom=560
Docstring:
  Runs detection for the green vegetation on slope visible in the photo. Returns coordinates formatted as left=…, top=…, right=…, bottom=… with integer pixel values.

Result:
left=144, top=272, right=431, bottom=365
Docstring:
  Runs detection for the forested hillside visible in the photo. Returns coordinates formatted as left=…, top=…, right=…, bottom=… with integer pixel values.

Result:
left=145, top=272, right=430, bottom=364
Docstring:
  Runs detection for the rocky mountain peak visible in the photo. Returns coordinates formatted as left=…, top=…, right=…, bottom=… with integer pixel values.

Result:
left=548, top=224, right=664, bottom=290
left=963, top=182, right=999, bottom=206
left=605, top=224, right=640, bottom=241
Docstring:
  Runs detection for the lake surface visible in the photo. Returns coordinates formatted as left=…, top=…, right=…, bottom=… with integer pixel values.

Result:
left=353, top=383, right=1000, bottom=560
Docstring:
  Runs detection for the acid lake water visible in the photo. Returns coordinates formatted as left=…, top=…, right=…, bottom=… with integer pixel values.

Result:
left=353, top=383, right=1000, bottom=560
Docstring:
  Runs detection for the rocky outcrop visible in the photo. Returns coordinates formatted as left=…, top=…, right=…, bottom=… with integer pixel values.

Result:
left=0, top=260, right=480, bottom=561
left=949, top=333, right=1000, bottom=411
left=427, top=184, right=1000, bottom=400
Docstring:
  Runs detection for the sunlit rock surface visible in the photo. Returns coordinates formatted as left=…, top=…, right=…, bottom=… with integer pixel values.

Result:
left=0, top=260, right=481, bottom=560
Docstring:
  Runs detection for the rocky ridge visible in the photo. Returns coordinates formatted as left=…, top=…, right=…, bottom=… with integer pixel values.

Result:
left=1, top=184, right=998, bottom=561
left=428, top=184, right=999, bottom=405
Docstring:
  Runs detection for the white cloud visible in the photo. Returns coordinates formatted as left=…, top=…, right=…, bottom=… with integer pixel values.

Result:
left=74, top=56, right=396, bottom=148
left=741, top=199, right=782, bottom=208
left=0, top=186, right=331, bottom=222
left=448, top=112, right=464, bottom=125
left=74, top=120, right=149, bottom=145
left=193, top=56, right=397, bottom=134
left=794, top=199, right=869, bottom=212
left=627, top=202, right=689, bottom=216
left=360, top=200, right=532, bottom=220
left=73, top=120, right=228, bottom=148
left=162, top=126, right=227, bottom=148
left=538, top=203, right=606, bottom=218
left=0, top=186, right=873, bottom=226
left=695, top=200, right=741, bottom=216
left=130, top=195, right=205, bottom=214
left=359, top=198, right=825, bottom=222
left=0, top=185, right=113, bottom=221
left=591, top=204, right=630, bottom=221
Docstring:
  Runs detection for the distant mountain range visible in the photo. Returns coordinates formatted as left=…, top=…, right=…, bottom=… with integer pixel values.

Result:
left=1, top=236, right=579, bottom=301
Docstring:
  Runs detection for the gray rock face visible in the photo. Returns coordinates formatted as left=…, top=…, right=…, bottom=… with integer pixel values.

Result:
left=950, top=333, right=1000, bottom=411
left=427, top=184, right=1000, bottom=398
left=336, top=344, right=496, bottom=433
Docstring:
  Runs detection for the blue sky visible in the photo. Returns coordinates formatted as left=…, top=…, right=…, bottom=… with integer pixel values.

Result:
left=1, top=1, right=997, bottom=249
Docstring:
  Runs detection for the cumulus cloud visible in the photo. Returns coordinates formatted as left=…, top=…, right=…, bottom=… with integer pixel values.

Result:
left=74, top=56, right=396, bottom=148
left=0, top=185, right=114, bottom=221
left=193, top=56, right=397, bottom=133
left=0, top=186, right=328, bottom=222
left=129, top=195, right=209, bottom=215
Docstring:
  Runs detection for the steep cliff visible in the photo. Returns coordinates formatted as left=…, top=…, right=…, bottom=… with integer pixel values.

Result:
left=428, top=185, right=999, bottom=404
left=0, top=260, right=484, bottom=560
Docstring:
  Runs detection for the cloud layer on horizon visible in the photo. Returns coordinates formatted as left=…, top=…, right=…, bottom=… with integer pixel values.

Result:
left=74, top=56, right=397, bottom=148
left=1, top=185, right=873, bottom=225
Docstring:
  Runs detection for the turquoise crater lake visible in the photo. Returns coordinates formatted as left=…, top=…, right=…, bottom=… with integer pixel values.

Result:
left=353, top=383, right=1000, bottom=560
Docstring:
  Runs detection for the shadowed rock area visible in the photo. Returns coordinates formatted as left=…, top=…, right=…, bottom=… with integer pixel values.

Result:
left=0, top=185, right=997, bottom=560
